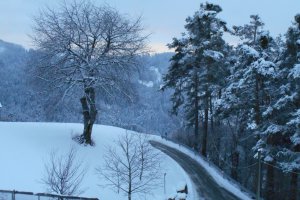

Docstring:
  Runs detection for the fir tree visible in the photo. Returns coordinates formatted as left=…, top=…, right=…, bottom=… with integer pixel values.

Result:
left=216, top=15, right=277, bottom=183
left=162, top=2, right=228, bottom=156
left=256, top=14, right=300, bottom=200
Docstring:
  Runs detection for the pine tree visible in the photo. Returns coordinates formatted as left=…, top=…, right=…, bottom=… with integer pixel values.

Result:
left=216, top=15, right=277, bottom=183
left=256, top=14, right=300, bottom=200
left=162, top=2, right=228, bottom=156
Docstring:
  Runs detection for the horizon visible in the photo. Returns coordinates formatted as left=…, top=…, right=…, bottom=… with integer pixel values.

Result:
left=0, top=0, right=299, bottom=52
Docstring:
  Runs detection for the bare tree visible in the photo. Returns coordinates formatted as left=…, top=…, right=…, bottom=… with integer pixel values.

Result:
left=41, top=147, right=86, bottom=197
left=97, top=132, right=162, bottom=200
left=31, top=0, right=147, bottom=145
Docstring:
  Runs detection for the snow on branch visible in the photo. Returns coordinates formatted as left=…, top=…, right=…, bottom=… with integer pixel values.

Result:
left=289, top=64, right=300, bottom=78
left=198, top=10, right=217, bottom=18
left=252, top=58, right=276, bottom=76
left=240, top=45, right=259, bottom=58
left=203, top=50, right=224, bottom=61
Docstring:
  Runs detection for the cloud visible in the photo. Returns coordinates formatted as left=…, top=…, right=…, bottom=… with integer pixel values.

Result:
left=150, top=43, right=173, bottom=53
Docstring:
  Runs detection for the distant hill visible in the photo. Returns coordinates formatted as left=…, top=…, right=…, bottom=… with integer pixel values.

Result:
left=0, top=39, right=180, bottom=135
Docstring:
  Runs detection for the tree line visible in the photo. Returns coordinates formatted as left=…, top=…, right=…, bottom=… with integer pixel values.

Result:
left=162, top=2, right=299, bottom=200
left=0, top=1, right=298, bottom=199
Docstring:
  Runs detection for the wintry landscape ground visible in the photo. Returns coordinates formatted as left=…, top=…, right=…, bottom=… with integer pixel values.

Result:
left=0, top=122, right=194, bottom=200
left=0, top=1, right=300, bottom=200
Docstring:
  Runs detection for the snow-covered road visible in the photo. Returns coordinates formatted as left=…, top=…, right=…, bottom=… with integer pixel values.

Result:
left=150, top=141, right=246, bottom=200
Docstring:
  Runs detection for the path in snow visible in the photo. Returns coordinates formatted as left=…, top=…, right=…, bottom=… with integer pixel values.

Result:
left=150, top=141, right=243, bottom=200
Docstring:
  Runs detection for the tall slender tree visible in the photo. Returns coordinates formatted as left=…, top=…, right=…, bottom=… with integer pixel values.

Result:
left=256, top=14, right=300, bottom=200
left=216, top=15, right=277, bottom=183
left=162, top=2, right=228, bottom=156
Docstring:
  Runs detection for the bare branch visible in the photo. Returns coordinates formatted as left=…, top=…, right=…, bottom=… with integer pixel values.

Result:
left=96, top=132, right=163, bottom=200
left=41, top=147, right=87, bottom=196
left=30, top=0, right=148, bottom=144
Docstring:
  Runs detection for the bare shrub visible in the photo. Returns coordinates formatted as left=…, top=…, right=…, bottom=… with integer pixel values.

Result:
left=41, top=147, right=86, bottom=197
left=97, top=132, right=162, bottom=200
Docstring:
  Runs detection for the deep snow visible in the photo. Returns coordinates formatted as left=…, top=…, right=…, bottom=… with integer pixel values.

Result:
left=0, top=122, right=195, bottom=200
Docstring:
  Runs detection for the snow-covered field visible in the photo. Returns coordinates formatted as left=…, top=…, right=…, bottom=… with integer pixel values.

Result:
left=0, top=122, right=195, bottom=200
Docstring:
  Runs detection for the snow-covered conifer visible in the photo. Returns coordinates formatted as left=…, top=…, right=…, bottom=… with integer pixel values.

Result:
left=162, top=2, right=229, bottom=156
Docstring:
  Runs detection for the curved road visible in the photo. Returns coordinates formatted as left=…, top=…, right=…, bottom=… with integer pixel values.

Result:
left=150, top=141, right=246, bottom=200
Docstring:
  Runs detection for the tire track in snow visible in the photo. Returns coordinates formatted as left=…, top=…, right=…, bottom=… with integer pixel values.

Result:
left=150, top=141, right=243, bottom=200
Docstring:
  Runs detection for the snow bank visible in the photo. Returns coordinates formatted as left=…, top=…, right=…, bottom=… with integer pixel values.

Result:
left=153, top=138, right=254, bottom=200
left=0, top=122, right=192, bottom=200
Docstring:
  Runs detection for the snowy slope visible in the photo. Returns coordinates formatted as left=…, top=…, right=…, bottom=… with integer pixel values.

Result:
left=0, top=122, right=195, bottom=200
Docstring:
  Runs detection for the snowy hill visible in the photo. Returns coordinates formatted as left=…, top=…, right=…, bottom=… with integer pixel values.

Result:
left=0, top=39, right=179, bottom=137
left=0, top=122, right=194, bottom=200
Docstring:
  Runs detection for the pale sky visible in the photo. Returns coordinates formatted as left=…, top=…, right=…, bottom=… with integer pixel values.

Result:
left=0, top=0, right=299, bottom=52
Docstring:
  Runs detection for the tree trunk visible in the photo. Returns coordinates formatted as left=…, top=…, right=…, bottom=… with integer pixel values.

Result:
left=194, top=72, right=199, bottom=150
left=216, top=134, right=221, bottom=167
left=231, top=151, right=239, bottom=180
left=202, top=92, right=209, bottom=157
left=266, top=162, right=275, bottom=200
left=290, top=171, right=298, bottom=200
left=140, top=145, right=144, bottom=180
left=290, top=145, right=299, bottom=200
left=254, top=75, right=261, bottom=125
left=128, top=171, right=132, bottom=200
left=253, top=75, right=261, bottom=194
left=80, top=87, right=97, bottom=145
left=194, top=94, right=199, bottom=149
left=209, top=94, right=214, bottom=131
